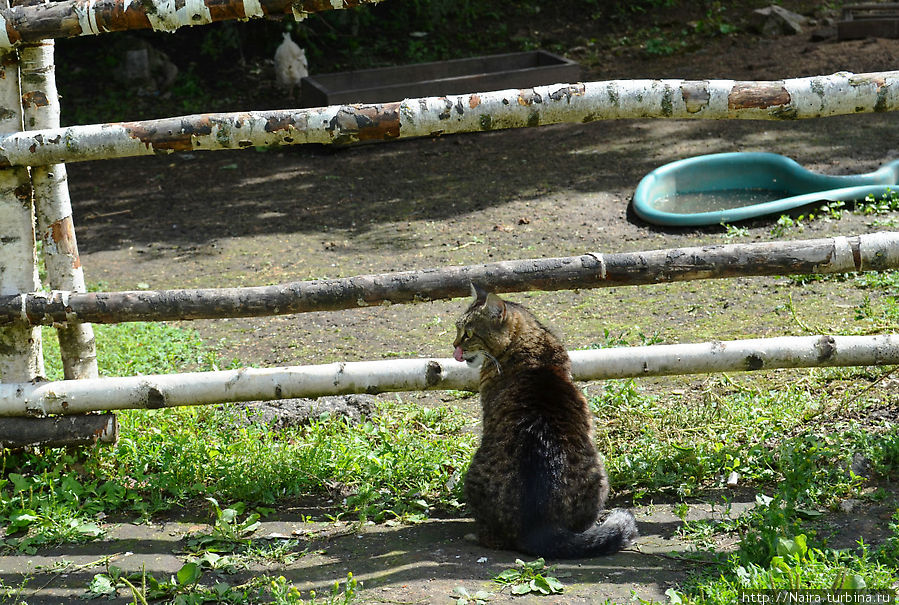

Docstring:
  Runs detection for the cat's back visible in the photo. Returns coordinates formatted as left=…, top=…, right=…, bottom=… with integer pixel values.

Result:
left=482, top=363, right=589, bottom=427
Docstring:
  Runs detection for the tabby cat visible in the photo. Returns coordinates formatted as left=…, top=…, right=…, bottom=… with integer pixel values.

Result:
left=453, top=284, right=638, bottom=558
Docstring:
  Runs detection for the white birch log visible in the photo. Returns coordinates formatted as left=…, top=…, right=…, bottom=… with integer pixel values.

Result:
left=1, top=232, right=895, bottom=327
left=0, top=24, right=107, bottom=449
left=0, top=334, right=896, bottom=416
left=20, top=33, right=98, bottom=380
left=0, top=0, right=385, bottom=47
left=0, top=26, right=43, bottom=383
left=1, top=71, right=898, bottom=166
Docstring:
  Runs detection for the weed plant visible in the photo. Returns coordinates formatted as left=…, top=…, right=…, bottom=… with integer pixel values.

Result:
left=492, top=558, right=565, bottom=596
left=591, top=373, right=896, bottom=501
left=769, top=190, right=899, bottom=238
left=84, top=563, right=358, bottom=604
left=99, top=400, right=473, bottom=518
left=675, top=534, right=899, bottom=604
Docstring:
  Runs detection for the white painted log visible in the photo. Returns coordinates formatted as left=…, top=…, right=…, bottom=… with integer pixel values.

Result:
left=20, top=33, right=98, bottom=380
left=0, top=334, right=896, bottom=416
left=0, top=29, right=43, bottom=383
left=1, top=71, right=898, bottom=166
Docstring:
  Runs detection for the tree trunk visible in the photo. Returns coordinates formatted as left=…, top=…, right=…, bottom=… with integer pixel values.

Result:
left=1, top=0, right=107, bottom=448
left=1, top=232, right=895, bottom=327
left=1, top=334, right=897, bottom=416
left=1, top=71, right=898, bottom=166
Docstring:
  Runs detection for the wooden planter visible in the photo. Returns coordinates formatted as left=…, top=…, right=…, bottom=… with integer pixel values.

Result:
left=300, top=50, right=580, bottom=107
left=838, top=3, right=899, bottom=40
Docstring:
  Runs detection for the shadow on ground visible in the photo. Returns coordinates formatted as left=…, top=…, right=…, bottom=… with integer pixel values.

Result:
left=3, top=485, right=897, bottom=604
left=68, top=112, right=894, bottom=254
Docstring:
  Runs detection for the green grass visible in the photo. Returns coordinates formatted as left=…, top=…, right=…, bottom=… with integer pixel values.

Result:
left=594, top=372, right=899, bottom=499
left=768, top=190, right=899, bottom=239
left=2, top=396, right=473, bottom=551
left=7, top=324, right=474, bottom=536
left=674, top=534, right=899, bottom=604
left=82, top=564, right=359, bottom=604
left=42, top=322, right=223, bottom=379
left=97, top=399, right=473, bottom=518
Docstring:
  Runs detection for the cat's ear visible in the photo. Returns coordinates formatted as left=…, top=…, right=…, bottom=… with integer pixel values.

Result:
left=484, top=293, right=506, bottom=322
left=470, top=283, right=488, bottom=305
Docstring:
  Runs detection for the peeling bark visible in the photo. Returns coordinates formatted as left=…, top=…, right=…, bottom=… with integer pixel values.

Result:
left=20, top=32, right=97, bottom=380
left=728, top=81, right=791, bottom=110
left=0, top=0, right=385, bottom=47
left=1, top=334, right=898, bottom=416
left=681, top=81, right=710, bottom=113
left=1, top=71, right=898, bottom=166
left=0, top=233, right=894, bottom=327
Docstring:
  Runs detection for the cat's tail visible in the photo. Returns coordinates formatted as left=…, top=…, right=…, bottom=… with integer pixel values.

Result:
left=518, top=509, right=638, bottom=559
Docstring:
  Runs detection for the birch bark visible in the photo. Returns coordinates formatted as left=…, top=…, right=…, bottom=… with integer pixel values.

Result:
left=1, top=233, right=895, bottom=326
left=20, top=32, right=97, bottom=380
left=0, top=11, right=42, bottom=383
left=0, top=334, right=896, bottom=416
left=0, top=0, right=386, bottom=46
left=0, top=72, right=897, bottom=165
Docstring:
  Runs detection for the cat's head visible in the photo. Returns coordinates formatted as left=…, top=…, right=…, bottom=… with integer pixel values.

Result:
left=452, top=284, right=512, bottom=368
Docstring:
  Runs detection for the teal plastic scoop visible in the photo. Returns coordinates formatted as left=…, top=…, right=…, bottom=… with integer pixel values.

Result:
left=632, top=152, right=899, bottom=226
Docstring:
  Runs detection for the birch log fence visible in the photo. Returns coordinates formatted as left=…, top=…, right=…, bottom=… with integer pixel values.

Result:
left=0, top=0, right=386, bottom=47
left=1, top=233, right=896, bottom=327
left=2, top=0, right=899, bottom=447
left=1, top=335, right=897, bottom=418
left=0, top=0, right=44, bottom=387
left=2, top=71, right=899, bottom=167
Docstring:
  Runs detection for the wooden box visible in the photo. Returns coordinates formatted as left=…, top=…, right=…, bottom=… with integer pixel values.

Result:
left=300, top=50, right=580, bottom=107
left=838, top=3, right=899, bottom=40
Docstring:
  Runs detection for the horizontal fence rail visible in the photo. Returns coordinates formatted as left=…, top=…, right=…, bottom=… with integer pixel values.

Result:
left=2, top=232, right=897, bottom=327
left=0, top=0, right=384, bottom=47
left=0, top=413, right=117, bottom=447
left=1, top=334, right=897, bottom=416
left=1, top=71, right=899, bottom=167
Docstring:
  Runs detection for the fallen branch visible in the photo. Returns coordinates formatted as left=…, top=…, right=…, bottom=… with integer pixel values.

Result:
left=1, top=71, right=898, bottom=166
left=1, top=334, right=897, bottom=416
left=1, top=232, right=896, bottom=327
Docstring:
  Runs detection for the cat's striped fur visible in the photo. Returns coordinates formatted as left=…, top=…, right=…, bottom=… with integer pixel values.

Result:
left=453, top=285, right=637, bottom=558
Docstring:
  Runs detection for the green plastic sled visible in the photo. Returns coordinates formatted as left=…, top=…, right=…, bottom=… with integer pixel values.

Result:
left=632, top=152, right=899, bottom=227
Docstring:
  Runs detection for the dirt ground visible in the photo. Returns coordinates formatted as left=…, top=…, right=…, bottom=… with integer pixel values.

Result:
left=6, top=3, right=899, bottom=603
left=5, top=484, right=897, bottom=604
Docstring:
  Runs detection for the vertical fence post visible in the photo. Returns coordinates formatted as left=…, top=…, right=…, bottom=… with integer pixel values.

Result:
left=0, top=0, right=115, bottom=448
left=0, top=0, right=43, bottom=385
left=19, top=25, right=99, bottom=381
